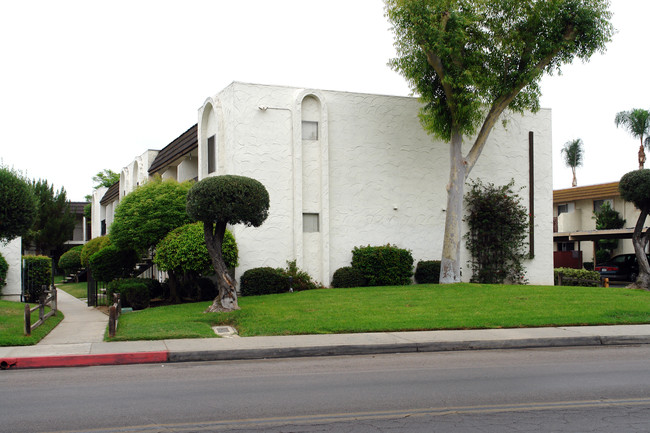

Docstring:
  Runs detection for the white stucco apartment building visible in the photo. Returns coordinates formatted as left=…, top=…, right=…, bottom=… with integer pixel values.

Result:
left=93, top=82, right=554, bottom=286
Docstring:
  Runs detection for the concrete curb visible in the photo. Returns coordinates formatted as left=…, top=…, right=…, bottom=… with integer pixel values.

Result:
left=0, top=351, right=168, bottom=370
left=3, top=333, right=650, bottom=370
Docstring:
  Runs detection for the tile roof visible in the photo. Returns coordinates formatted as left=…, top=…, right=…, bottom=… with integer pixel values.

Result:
left=148, top=124, right=198, bottom=175
left=100, top=181, right=120, bottom=205
left=553, top=182, right=620, bottom=204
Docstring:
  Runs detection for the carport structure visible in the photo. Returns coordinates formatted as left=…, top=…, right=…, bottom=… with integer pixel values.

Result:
left=553, top=227, right=650, bottom=267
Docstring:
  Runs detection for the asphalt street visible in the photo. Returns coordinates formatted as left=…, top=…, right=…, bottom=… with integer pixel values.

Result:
left=2, top=345, right=650, bottom=432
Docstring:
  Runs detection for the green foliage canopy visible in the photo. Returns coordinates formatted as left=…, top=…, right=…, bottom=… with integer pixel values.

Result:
left=0, top=167, right=37, bottom=243
left=619, top=169, right=650, bottom=212
left=23, top=179, right=75, bottom=256
left=92, top=169, right=120, bottom=189
left=110, top=178, right=193, bottom=252
left=387, top=0, right=613, bottom=143
left=81, top=235, right=110, bottom=267
left=186, top=175, right=270, bottom=228
left=154, top=222, right=238, bottom=274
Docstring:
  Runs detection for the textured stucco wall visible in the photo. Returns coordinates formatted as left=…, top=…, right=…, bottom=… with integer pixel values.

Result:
left=1, top=238, right=22, bottom=300
left=199, top=82, right=554, bottom=286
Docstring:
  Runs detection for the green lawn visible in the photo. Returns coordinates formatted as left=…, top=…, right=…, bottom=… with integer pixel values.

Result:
left=108, top=283, right=650, bottom=341
left=0, top=300, right=64, bottom=346
left=56, top=280, right=88, bottom=299
left=54, top=275, right=88, bottom=299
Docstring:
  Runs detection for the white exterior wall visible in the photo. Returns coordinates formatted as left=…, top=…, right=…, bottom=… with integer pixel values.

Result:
left=198, top=82, right=554, bottom=286
left=90, top=187, right=108, bottom=239
left=556, top=195, right=644, bottom=263
left=177, top=156, right=198, bottom=182
left=1, top=238, right=22, bottom=301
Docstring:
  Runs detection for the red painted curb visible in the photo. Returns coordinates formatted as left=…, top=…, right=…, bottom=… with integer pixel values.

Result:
left=1, top=351, right=169, bottom=370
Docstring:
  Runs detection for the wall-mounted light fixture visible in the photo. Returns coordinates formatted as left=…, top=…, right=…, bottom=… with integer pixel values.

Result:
left=258, top=105, right=290, bottom=112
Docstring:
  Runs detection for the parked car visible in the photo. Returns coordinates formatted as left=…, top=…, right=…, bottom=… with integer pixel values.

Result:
left=595, top=253, right=650, bottom=282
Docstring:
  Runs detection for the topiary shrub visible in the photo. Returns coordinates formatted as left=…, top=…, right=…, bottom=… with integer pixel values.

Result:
left=124, top=282, right=150, bottom=310
left=331, top=266, right=367, bottom=288
left=22, top=255, right=52, bottom=302
left=0, top=252, right=8, bottom=294
left=88, top=245, right=138, bottom=283
left=81, top=236, right=111, bottom=267
left=554, top=268, right=601, bottom=287
left=58, top=246, right=83, bottom=276
left=351, top=244, right=414, bottom=286
left=240, top=267, right=289, bottom=296
left=414, top=260, right=441, bottom=284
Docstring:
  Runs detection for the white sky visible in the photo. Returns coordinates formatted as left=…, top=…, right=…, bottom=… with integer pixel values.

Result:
left=1, top=0, right=648, bottom=202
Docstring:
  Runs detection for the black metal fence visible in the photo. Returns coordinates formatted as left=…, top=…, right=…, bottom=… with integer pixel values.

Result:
left=86, top=269, right=108, bottom=307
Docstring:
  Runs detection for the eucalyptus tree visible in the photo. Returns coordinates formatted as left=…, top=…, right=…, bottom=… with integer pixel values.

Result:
left=186, top=175, right=269, bottom=312
left=561, top=138, right=584, bottom=187
left=614, top=109, right=650, bottom=169
left=386, top=0, right=613, bottom=283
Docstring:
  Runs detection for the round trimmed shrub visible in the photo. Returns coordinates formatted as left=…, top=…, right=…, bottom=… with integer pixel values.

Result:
left=414, top=260, right=441, bottom=284
left=240, top=267, right=289, bottom=296
left=58, top=247, right=83, bottom=275
left=331, top=266, right=366, bottom=288
left=81, top=236, right=111, bottom=267
left=124, top=282, right=150, bottom=310
left=88, top=245, right=138, bottom=282
left=351, top=244, right=414, bottom=286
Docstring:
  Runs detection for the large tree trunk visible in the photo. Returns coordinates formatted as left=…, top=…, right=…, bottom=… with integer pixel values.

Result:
left=167, top=270, right=182, bottom=304
left=203, top=222, right=239, bottom=312
left=630, top=207, right=650, bottom=290
left=440, top=131, right=467, bottom=283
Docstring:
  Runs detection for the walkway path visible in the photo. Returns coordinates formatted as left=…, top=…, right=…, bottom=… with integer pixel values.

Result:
left=37, top=287, right=108, bottom=345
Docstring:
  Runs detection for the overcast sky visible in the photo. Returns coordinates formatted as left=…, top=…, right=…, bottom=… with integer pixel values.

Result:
left=1, top=0, right=648, bottom=201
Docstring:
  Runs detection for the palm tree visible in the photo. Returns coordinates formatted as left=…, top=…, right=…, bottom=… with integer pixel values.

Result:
left=614, top=109, right=650, bottom=169
left=561, top=138, right=584, bottom=187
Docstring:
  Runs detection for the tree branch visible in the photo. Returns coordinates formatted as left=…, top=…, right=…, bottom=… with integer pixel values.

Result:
left=464, top=24, right=578, bottom=175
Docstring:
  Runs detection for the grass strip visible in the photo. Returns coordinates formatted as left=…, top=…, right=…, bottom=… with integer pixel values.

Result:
left=0, top=300, right=64, bottom=346
left=109, top=283, right=650, bottom=341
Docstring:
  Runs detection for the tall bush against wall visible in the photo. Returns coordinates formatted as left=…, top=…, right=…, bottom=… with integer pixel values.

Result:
left=0, top=253, right=8, bottom=295
left=22, top=255, right=51, bottom=302
left=351, top=244, right=413, bottom=286
left=464, top=179, right=528, bottom=284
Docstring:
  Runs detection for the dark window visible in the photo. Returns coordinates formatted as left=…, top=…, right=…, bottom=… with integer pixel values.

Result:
left=207, top=135, right=216, bottom=174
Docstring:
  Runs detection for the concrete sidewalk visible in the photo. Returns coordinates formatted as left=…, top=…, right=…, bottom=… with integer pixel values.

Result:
left=3, top=287, right=650, bottom=370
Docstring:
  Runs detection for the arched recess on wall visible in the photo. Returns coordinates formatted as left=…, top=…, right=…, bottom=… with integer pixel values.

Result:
left=293, top=90, right=330, bottom=285
left=199, top=97, right=225, bottom=178
left=132, top=159, right=140, bottom=190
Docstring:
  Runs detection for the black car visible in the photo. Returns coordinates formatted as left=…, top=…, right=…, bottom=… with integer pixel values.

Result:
left=595, top=253, right=650, bottom=282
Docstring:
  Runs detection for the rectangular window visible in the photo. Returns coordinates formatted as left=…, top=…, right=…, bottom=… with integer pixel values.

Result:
left=303, top=213, right=319, bottom=232
left=207, top=135, right=216, bottom=174
left=593, top=199, right=613, bottom=213
left=302, top=121, right=318, bottom=140
left=557, top=204, right=568, bottom=215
